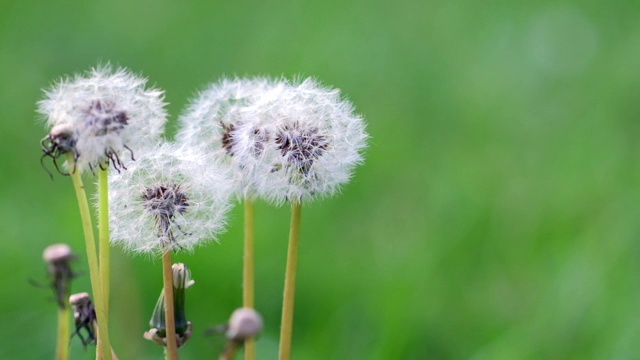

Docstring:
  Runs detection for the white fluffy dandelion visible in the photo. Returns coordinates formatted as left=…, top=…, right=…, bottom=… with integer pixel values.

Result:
left=176, top=77, right=277, bottom=198
left=108, top=142, right=233, bottom=253
left=38, top=65, right=167, bottom=174
left=233, top=78, right=368, bottom=205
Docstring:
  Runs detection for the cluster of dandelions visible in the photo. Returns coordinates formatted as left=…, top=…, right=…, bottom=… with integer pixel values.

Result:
left=37, top=66, right=367, bottom=360
left=177, top=77, right=367, bottom=203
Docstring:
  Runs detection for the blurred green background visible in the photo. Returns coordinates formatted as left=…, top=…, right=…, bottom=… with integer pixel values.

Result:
left=1, top=0, right=639, bottom=359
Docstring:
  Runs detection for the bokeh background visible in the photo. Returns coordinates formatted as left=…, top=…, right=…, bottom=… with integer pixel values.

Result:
left=1, top=1, right=639, bottom=359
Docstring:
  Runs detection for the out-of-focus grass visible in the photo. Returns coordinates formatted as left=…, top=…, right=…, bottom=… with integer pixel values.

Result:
left=1, top=1, right=640, bottom=359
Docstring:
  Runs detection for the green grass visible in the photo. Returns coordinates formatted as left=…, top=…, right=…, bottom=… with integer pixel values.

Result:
left=1, top=0, right=640, bottom=358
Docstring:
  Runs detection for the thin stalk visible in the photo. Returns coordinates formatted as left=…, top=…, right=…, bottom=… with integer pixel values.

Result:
left=98, top=168, right=111, bottom=320
left=55, top=306, right=70, bottom=360
left=67, top=153, right=112, bottom=360
left=162, top=250, right=179, bottom=360
left=243, top=200, right=256, bottom=360
left=93, top=322, right=120, bottom=360
left=278, top=202, right=302, bottom=360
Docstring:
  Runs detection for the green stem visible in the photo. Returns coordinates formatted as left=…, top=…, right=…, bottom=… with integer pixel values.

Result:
left=98, top=168, right=111, bottom=322
left=162, top=251, right=179, bottom=360
left=93, top=322, right=120, bottom=360
left=55, top=306, right=70, bottom=360
left=67, top=154, right=112, bottom=360
left=278, top=202, right=302, bottom=360
left=243, top=200, right=256, bottom=360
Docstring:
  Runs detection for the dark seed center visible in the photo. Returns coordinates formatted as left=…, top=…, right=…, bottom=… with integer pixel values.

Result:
left=85, top=100, right=129, bottom=136
left=275, top=123, right=328, bottom=174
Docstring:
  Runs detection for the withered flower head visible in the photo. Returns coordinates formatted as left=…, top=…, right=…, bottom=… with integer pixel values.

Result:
left=42, top=243, right=76, bottom=309
left=69, top=292, right=97, bottom=348
left=226, top=308, right=263, bottom=341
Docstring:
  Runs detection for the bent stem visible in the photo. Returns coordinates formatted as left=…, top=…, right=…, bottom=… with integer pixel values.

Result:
left=67, top=153, right=112, bottom=360
left=56, top=306, right=70, bottom=360
left=162, top=250, right=179, bottom=360
left=98, top=168, right=111, bottom=321
left=278, top=202, right=302, bottom=360
left=219, top=341, right=241, bottom=360
left=243, top=199, right=256, bottom=360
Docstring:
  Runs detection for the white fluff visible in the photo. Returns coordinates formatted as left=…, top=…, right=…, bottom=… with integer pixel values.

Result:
left=176, top=77, right=277, bottom=199
left=108, top=142, right=233, bottom=254
left=38, top=65, right=167, bottom=173
left=232, top=78, right=368, bottom=205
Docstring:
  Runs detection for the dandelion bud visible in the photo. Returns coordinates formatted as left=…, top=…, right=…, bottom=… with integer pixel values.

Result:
left=226, top=308, right=263, bottom=341
left=42, top=243, right=76, bottom=309
left=109, top=142, right=232, bottom=253
left=172, top=263, right=195, bottom=289
left=176, top=77, right=276, bottom=199
left=233, top=78, right=368, bottom=205
left=69, top=292, right=97, bottom=347
left=38, top=65, right=167, bottom=174
left=144, top=263, right=194, bottom=348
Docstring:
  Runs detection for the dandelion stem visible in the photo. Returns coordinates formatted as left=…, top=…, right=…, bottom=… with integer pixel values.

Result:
left=98, top=168, right=111, bottom=322
left=98, top=168, right=111, bottom=360
left=278, top=202, right=302, bottom=360
left=93, top=322, right=120, bottom=360
left=55, top=306, right=70, bottom=360
left=243, top=199, right=256, bottom=360
left=67, top=153, right=112, bottom=360
left=162, top=250, right=179, bottom=360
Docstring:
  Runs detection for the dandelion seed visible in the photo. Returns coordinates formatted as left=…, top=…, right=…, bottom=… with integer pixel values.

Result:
left=233, top=78, right=368, bottom=205
left=38, top=65, right=167, bottom=174
left=108, top=142, right=232, bottom=253
left=274, top=122, right=329, bottom=175
left=141, top=184, right=191, bottom=247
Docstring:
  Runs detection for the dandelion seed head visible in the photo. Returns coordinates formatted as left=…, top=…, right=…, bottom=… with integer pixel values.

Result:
left=176, top=77, right=277, bottom=198
left=233, top=78, right=368, bottom=205
left=38, top=65, right=167, bottom=173
left=108, top=142, right=233, bottom=254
